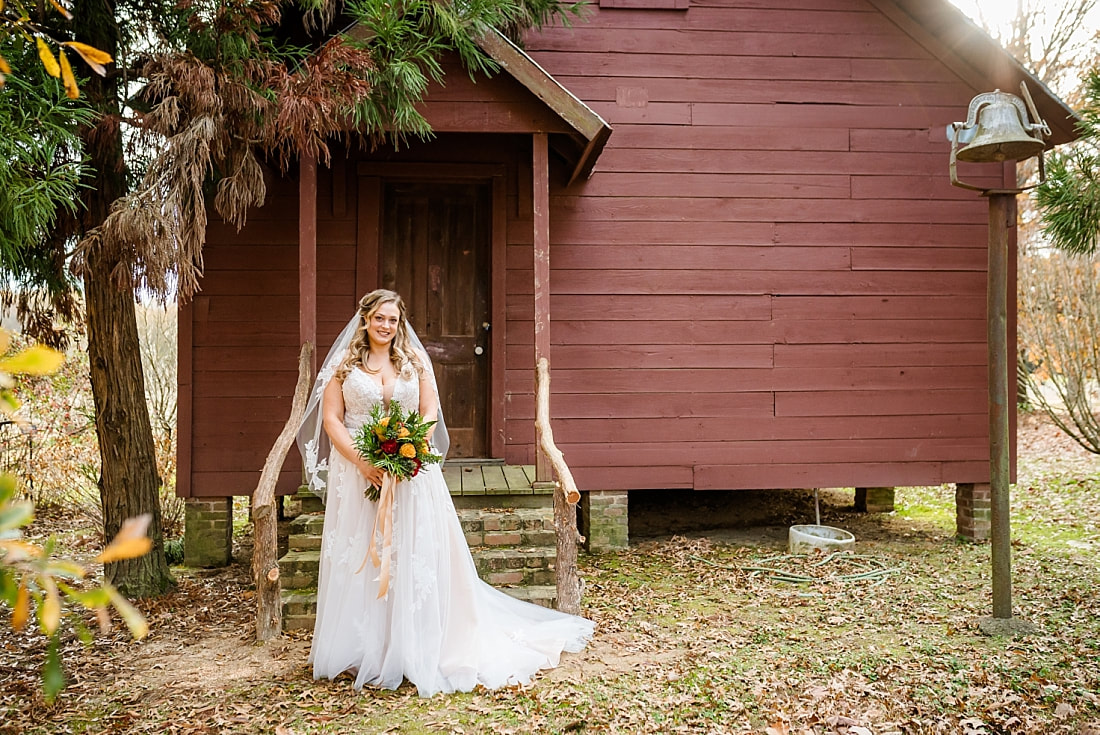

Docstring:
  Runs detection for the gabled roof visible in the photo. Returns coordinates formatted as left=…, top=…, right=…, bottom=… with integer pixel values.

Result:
left=872, top=0, right=1079, bottom=146
left=345, top=23, right=611, bottom=183
left=474, top=29, right=612, bottom=184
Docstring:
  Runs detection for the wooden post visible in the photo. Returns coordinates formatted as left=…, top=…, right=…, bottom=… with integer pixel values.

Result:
left=300, top=152, right=318, bottom=377
left=532, top=133, right=552, bottom=483
left=536, top=357, right=582, bottom=615
left=987, top=192, right=1013, bottom=621
left=976, top=189, right=1033, bottom=636
left=253, top=342, right=314, bottom=641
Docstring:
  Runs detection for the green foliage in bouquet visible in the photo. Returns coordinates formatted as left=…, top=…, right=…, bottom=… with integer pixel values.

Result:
left=352, top=401, right=442, bottom=500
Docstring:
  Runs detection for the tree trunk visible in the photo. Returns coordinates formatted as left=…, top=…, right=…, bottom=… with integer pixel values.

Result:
left=75, top=0, right=172, bottom=597
left=85, top=266, right=173, bottom=597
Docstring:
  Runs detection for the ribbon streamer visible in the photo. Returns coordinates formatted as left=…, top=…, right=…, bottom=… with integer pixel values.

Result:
left=356, top=473, right=396, bottom=599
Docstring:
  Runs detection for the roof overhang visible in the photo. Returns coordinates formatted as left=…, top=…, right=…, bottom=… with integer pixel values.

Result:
left=474, top=29, right=612, bottom=184
left=344, top=24, right=612, bottom=184
left=871, top=0, right=1079, bottom=146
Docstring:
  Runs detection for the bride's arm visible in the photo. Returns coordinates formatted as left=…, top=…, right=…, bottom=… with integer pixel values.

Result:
left=322, top=378, right=385, bottom=487
left=416, top=352, right=438, bottom=436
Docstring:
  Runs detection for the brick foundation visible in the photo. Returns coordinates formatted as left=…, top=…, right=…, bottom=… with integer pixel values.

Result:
left=855, top=487, right=895, bottom=513
left=184, top=497, right=233, bottom=567
left=580, top=490, right=628, bottom=553
left=956, top=482, right=991, bottom=541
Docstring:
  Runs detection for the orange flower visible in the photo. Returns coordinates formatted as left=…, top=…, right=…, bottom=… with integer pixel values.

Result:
left=398, top=426, right=410, bottom=438
left=399, top=443, right=417, bottom=458
left=374, top=416, right=390, bottom=439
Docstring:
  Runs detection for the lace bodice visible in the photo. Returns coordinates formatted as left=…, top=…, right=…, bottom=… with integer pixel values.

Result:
left=342, top=368, right=420, bottom=431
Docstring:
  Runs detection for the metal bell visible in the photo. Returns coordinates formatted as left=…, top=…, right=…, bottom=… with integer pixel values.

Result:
left=955, top=90, right=1044, bottom=163
left=947, top=83, right=1051, bottom=191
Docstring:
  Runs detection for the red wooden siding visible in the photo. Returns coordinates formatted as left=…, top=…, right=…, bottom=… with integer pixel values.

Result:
left=184, top=0, right=1021, bottom=498
left=511, top=0, right=1008, bottom=490
left=186, top=137, right=531, bottom=497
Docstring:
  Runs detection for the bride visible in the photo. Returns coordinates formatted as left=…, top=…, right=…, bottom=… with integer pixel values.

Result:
left=296, top=289, right=593, bottom=696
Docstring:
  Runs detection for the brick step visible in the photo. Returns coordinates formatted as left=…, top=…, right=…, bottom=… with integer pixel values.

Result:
left=288, top=512, right=325, bottom=551
left=294, top=488, right=324, bottom=515
left=497, top=584, right=557, bottom=609
left=287, top=508, right=559, bottom=551
left=282, top=588, right=317, bottom=630
left=471, top=547, right=556, bottom=587
left=457, top=507, right=556, bottom=548
left=279, top=548, right=320, bottom=589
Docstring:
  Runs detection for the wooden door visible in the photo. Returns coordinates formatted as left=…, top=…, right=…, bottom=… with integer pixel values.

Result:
left=380, top=181, right=491, bottom=458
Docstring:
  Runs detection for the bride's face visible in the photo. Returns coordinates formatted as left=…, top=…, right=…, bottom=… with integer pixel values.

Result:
left=366, top=302, right=401, bottom=349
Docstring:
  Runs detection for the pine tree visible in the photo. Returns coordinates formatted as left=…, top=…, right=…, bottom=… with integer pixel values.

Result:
left=1037, top=68, right=1100, bottom=254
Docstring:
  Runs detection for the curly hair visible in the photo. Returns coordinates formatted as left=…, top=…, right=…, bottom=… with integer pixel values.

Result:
left=336, top=289, right=426, bottom=382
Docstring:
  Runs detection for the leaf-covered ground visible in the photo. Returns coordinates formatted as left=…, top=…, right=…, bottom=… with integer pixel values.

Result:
left=3, top=412, right=1100, bottom=734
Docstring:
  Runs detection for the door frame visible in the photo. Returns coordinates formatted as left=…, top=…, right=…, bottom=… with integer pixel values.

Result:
left=356, top=161, right=508, bottom=459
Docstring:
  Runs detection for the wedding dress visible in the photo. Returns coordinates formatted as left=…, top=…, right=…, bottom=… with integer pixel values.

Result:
left=309, top=367, right=594, bottom=696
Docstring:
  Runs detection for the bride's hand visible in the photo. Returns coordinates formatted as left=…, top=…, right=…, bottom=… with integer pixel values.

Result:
left=358, top=460, right=384, bottom=488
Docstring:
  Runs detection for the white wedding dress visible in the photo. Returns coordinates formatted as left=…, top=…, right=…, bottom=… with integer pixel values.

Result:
left=309, top=368, right=594, bottom=697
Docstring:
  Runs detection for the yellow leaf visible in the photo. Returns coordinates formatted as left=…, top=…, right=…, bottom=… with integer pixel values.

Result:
left=96, top=514, right=152, bottom=563
left=41, top=579, right=61, bottom=635
left=63, top=42, right=111, bottom=77
left=59, top=50, right=78, bottom=99
left=63, top=42, right=112, bottom=65
left=48, top=0, right=73, bottom=20
left=108, top=587, right=148, bottom=640
left=37, top=38, right=60, bottom=78
left=0, top=539, right=44, bottom=562
left=0, top=345, right=64, bottom=376
left=12, top=583, right=29, bottom=631
left=45, top=559, right=85, bottom=580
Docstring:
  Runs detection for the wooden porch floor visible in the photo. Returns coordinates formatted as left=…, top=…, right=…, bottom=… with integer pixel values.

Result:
left=442, top=462, right=551, bottom=496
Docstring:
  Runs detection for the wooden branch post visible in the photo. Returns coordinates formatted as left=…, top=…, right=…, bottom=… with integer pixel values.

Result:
left=535, top=357, right=583, bottom=615
left=253, top=342, right=314, bottom=641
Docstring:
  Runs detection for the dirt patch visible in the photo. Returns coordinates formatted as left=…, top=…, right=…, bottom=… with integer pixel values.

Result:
left=127, top=631, right=310, bottom=692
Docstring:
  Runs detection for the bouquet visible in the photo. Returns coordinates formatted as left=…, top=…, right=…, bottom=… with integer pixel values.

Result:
left=352, top=402, right=443, bottom=500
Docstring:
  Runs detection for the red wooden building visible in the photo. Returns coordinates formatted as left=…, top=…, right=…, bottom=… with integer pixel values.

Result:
left=180, top=0, right=1077, bottom=564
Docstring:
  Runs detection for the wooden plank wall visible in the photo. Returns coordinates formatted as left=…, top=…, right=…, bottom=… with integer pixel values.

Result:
left=506, top=0, right=1004, bottom=490
left=188, top=135, right=529, bottom=497
left=189, top=156, right=361, bottom=497
left=186, top=50, right=556, bottom=498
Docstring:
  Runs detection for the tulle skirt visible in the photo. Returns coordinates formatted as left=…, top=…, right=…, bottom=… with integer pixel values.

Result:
left=309, top=453, right=594, bottom=697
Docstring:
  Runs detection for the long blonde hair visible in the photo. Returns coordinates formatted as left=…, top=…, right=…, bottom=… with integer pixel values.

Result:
left=336, top=289, right=425, bottom=382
